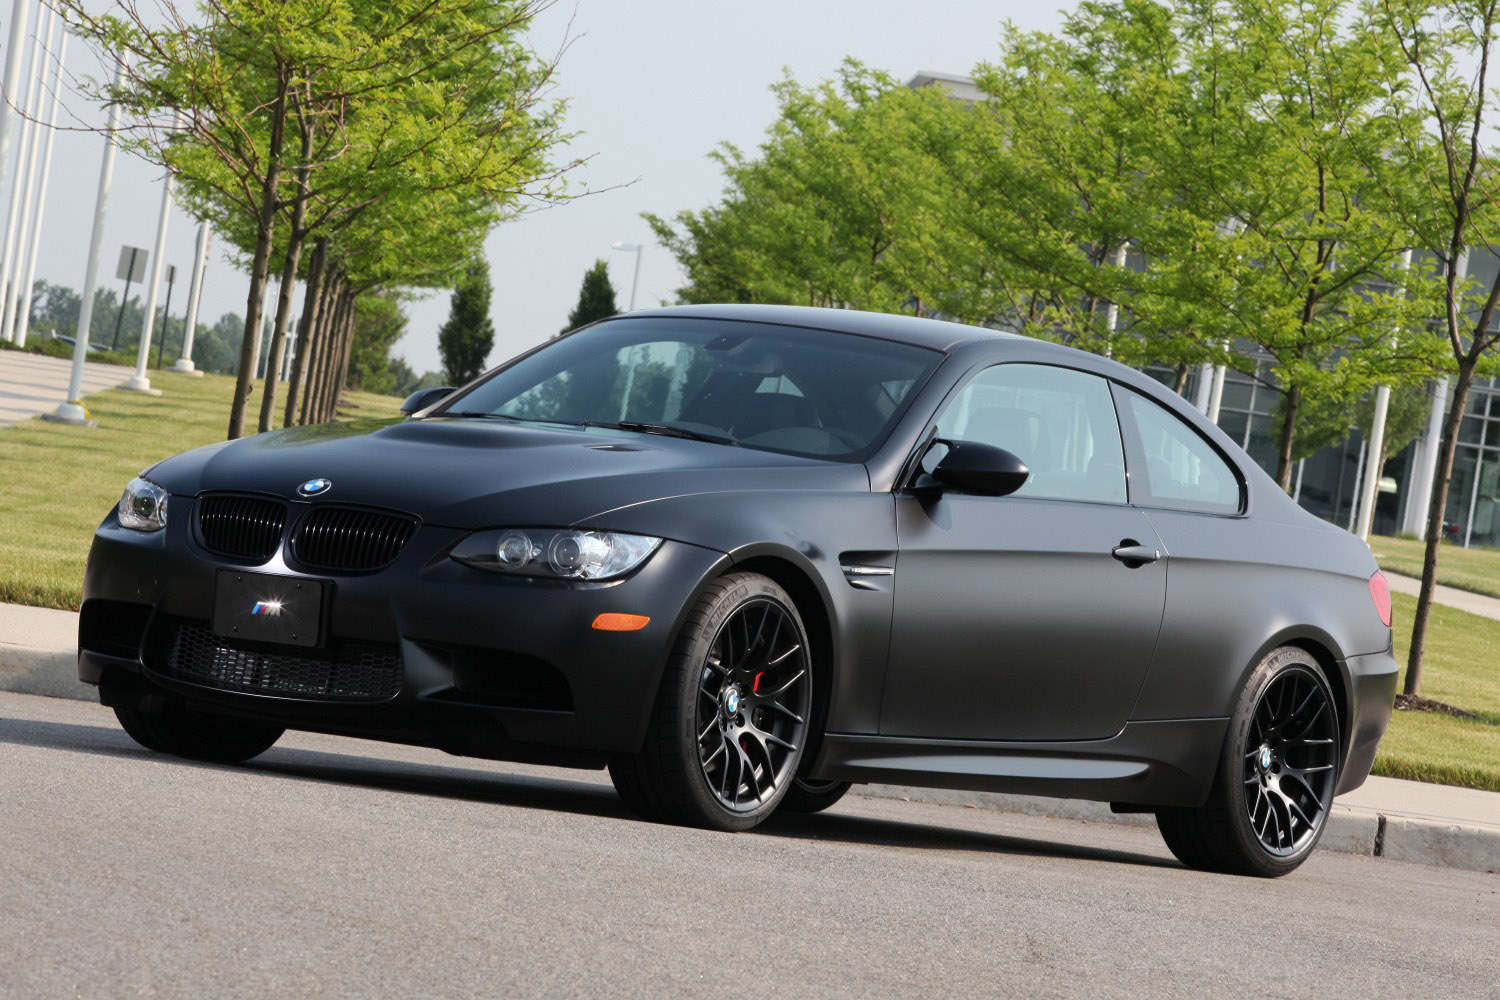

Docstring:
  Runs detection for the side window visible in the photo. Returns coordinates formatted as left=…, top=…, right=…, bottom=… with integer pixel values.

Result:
left=932, top=364, right=1127, bottom=504
left=1123, top=390, right=1243, bottom=514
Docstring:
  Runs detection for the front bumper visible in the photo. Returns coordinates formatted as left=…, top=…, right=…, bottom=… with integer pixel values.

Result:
left=79, top=501, right=728, bottom=766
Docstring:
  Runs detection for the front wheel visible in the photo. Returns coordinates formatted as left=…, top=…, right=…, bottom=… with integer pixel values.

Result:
left=778, top=775, right=851, bottom=814
left=609, top=572, right=812, bottom=831
left=114, top=698, right=284, bottom=764
left=1156, top=647, right=1340, bottom=877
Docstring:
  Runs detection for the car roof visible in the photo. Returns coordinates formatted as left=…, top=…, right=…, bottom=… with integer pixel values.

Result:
left=621, top=303, right=1022, bottom=353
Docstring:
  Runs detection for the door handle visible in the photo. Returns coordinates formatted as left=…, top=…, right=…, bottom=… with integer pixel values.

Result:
left=1111, top=540, right=1160, bottom=566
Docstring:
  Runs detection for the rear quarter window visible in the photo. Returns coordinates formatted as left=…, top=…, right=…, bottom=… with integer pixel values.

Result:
left=1119, top=388, right=1244, bottom=515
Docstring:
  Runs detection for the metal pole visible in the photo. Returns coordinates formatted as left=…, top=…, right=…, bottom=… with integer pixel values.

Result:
left=628, top=244, right=641, bottom=311
left=13, top=27, right=66, bottom=349
left=0, top=0, right=52, bottom=343
left=154, top=264, right=175, bottom=368
left=1206, top=343, right=1228, bottom=424
left=49, top=60, right=125, bottom=426
left=172, top=222, right=210, bottom=374
left=1355, top=247, right=1413, bottom=542
left=0, top=0, right=34, bottom=214
left=125, top=167, right=175, bottom=393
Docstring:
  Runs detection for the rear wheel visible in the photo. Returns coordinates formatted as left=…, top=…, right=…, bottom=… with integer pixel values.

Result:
left=1156, top=647, right=1339, bottom=877
left=609, top=572, right=812, bottom=831
left=114, top=698, right=284, bottom=764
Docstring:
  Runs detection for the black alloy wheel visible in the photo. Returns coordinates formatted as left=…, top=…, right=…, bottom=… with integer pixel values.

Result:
left=694, top=596, right=811, bottom=812
left=1241, top=664, right=1339, bottom=856
left=609, top=572, right=812, bottom=831
left=1156, top=647, right=1340, bottom=877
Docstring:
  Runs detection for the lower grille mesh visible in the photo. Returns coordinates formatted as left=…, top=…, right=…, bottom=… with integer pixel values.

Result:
left=163, top=621, right=402, bottom=702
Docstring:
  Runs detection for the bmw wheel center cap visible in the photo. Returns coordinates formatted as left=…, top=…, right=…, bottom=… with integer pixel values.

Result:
left=1259, top=747, right=1273, bottom=770
left=724, top=688, right=740, bottom=715
left=298, top=478, right=332, bottom=497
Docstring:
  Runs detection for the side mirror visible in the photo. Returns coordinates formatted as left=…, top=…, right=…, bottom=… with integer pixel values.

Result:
left=929, top=441, right=1030, bottom=497
left=400, top=386, right=457, bottom=416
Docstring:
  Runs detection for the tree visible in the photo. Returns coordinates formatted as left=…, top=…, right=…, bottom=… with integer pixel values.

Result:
left=438, top=260, right=496, bottom=385
left=62, top=0, right=578, bottom=438
left=347, top=294, right=408, bottom=394
left=1369, top=0, right=1500, bottom=695
left=560, top=259, right=618, bottom=335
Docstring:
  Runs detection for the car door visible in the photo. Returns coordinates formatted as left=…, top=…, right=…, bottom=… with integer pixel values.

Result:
left=879, top=363, right=1167, bottom=742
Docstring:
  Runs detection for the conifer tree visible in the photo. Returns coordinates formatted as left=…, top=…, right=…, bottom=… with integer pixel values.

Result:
left=438, top=260, right=496, bottom=385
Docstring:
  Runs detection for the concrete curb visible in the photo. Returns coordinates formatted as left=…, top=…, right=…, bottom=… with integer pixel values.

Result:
left=857, top=784, right=1498, bottom=874
left=0, top=605, right=91, bottom=702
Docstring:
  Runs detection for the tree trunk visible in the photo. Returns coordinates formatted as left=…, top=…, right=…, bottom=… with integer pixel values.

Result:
left=1172, top=362, right=1189, bottom=395
left=1406, top=362, right=1478, bottom=696
left=226, top=68, right=289, bottom=441
left=315, top=289, right=351, bottom=423
left=300, top=267, right=339, bottom=425
left=1274, top=385, right=1301, bottom=491
left=326, top=291, right=357, bottom=420
left=256, top=228, right=304, bottom=432
left=283, top=238, right=326, bottom=428
left=256, top=113, right=314, bottom=434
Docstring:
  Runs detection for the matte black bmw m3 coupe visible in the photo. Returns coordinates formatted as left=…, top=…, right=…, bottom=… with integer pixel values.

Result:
left=81, top=304, right=1397, bottom=876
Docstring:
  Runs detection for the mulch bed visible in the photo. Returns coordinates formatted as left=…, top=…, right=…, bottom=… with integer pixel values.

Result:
left=1393, top=693, right=1481, bottom=720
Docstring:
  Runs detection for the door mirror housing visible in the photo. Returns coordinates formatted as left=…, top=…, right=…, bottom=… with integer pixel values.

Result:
left=400, top=386, right=457, bottom=416
left=926, top=441, right=1030, bottom=497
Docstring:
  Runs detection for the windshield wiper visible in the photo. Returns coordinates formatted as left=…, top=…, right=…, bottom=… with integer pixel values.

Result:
left=586, top=420, right=739, bottom=447
left=441, top=411, right=586, bottom=427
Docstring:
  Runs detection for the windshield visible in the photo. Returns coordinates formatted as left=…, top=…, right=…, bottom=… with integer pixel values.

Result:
left=439, top=317, right=942, bottom=460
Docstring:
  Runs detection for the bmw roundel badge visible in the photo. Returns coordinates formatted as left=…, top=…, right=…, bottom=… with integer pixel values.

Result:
left=298, top=478, right=332, bottom=497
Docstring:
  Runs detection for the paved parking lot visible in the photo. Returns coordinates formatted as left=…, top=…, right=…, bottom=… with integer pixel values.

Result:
left=1, top=692, right=1495, bottom=999
left=0, top=351, right=129, bottom=425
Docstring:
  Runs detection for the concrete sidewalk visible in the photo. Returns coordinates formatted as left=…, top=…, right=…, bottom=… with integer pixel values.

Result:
left=1386, top=569, right=1500, bottom=621
left=0, top=350, right=131, bottom=426
left=0, top=597, right=1493, bottom=873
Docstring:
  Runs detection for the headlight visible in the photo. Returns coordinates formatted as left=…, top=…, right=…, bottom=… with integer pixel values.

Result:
left=452, top=528, right=662, bottom=581
left=118, top=476, right=168, bottom=532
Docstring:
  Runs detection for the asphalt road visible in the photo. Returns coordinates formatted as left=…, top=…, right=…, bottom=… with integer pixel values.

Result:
left=2, top=693, right=1495, bottom=999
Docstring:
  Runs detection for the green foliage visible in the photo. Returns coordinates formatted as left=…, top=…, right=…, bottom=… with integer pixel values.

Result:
left=348, top=294, right=409, bottom=395
left=561, top=259, right=618, bottom=335
left=438, top=260, right=496, bottom=385
left=650, top=3, right=1453, bottom=488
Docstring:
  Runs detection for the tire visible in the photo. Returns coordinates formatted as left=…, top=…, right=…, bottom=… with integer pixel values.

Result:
left=1156, top=647, right=1341, bottom=877
left=609, top=572, right=813, bottom=832
left=778, top=775, right=851, bottom=814
left=114, top=698, right=284, bottom=764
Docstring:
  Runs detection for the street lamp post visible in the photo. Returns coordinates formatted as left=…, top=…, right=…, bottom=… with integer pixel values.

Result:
left=49, top=60, right=126, bottom=426
left=0, top=0, right=34, bottom=219
left=172, top=222, right=211, bottom=375
left=125, top=168, right=176, bottom=394
left=610, top=241, right=644, bottom=420
left=611, top=240, right=643, bottom=311
left=14, top=29, right=68, bottom=349
left=0, top=0, right=53, bottom=343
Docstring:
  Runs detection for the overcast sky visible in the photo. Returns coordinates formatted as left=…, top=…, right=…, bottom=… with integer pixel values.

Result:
left=9, top=0, right=1073, bottom=377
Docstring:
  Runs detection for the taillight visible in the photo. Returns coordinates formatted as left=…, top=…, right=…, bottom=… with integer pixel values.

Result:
left=1369, top=571, right=1392, bottom=627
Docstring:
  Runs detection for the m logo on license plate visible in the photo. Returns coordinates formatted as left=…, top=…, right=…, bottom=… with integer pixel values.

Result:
left=250, top=600, right=283, bottom=617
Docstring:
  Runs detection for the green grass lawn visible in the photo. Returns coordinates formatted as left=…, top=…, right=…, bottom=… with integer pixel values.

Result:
left=0, top=371, right=400, bottom=610
left=1373, top=592, right=1500, bottom=792
left=1369, top=533, right=1500, bottom=600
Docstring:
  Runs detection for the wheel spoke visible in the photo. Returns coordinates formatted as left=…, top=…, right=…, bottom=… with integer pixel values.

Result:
left=765, top=700, right=804, bottom=724
left=767, top=642, right=801, bottom=667
left=763, top=668, right=806, bottom=699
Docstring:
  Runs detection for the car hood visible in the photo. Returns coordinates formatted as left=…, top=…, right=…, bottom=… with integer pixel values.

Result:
left=144, top=417, right=868, bottom=530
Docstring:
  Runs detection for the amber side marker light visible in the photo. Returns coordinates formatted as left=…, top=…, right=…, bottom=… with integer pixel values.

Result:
left=592, top=613, right=651, bottom=632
